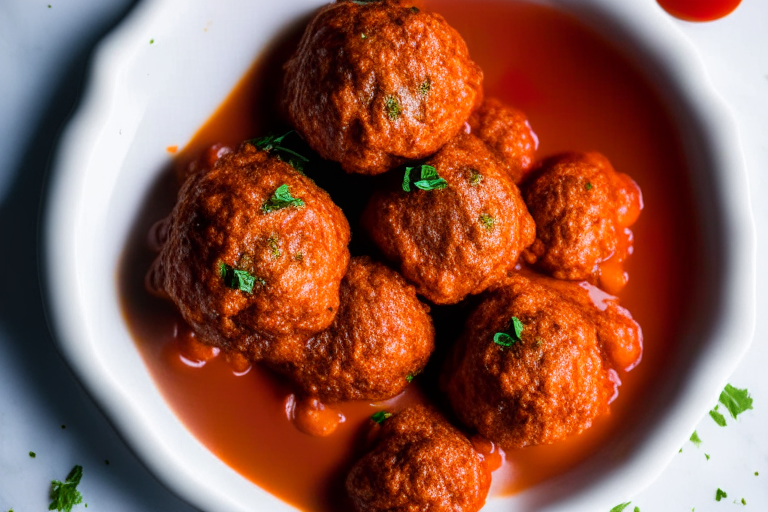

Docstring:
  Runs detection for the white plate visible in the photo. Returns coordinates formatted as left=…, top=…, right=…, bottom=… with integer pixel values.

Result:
left=42, top=0, right=755, bottom=511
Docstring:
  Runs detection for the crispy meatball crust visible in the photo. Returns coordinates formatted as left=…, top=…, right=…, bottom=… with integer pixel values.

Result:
left=522, top=152, right=642, bottom=293
left=269, top=257, right=434, bottom=402
left=444, top=271, right=642, bottom=449
left=283, top=0, right=483, bottom=175
left=469, top=98, right=538, bottom=183
left=152, top=143, right=351, bottom=361
left=346, top=405, right=491, bottom=512
left=362, top=133, right=535, bottom=304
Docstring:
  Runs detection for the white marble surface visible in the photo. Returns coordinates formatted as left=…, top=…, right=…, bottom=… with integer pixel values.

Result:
left=0, top=0, right=765, bottom=511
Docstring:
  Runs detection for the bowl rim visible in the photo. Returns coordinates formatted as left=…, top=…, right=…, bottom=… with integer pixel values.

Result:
left=41, top=0, right=756, bottom=511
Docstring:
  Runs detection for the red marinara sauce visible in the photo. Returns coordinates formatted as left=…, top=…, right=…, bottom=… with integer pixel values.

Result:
left=119, top=1, right=698, bottom=510
left=657, top=0, right=742, bottom=22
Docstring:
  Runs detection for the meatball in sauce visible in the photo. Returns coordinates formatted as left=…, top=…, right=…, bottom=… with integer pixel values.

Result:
left=469, top=97, right=539, bottom=184
left=522, top=152, right=643, bottom=294
left=283, top=0, right=483, bottom=175
left=362, top=133, right=535, bottom=304
left=444, top=271, right=642, bottom=449
left=269, top=256, right=435, bottom=403
left=347, top=405, right=491, bottom=512
left=149, top=143, right=351, bottom=362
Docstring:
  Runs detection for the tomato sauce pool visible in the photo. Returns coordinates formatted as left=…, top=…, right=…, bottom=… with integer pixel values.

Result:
left=657, top=0, right=742, bottom=22
left=119, top=1, right=697, bottom=510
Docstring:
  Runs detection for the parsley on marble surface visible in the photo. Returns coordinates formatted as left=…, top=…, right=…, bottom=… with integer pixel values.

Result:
left=49, top=465, right=84, bottom=512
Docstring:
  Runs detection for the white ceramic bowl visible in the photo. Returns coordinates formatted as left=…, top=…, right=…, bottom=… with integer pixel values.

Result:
left=43, top=0, right=755, bottom=511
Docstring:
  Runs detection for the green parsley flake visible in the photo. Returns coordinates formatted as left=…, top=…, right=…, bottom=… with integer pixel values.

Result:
left=410, top=6, right=420, bottom=13
left=219, top=262, right=260, bottom=294
left=294, top=252, right=304, bottom=262
left=370, top=411, right=392, bottom=424
left=741, top=498, right=746, bottom=505
left=49, top=465, right=84, bottom=512
left=705, top=453, right=710, bottom=460
left=634, top=508, right=640, bottom=512
left=29, top=451, right=36, bottom=458
left=385, top=95, right=402, bottom=120
left=402, top=164, right=447, bottom=192
left=494, top=317, right=524, bottom=347
left=419, top=78, right=431, bottom=97
left=479, top=213, right=495, bottom=231
left=756, top=471, right=759, bottom=476
left=690, top=430, right=702, bottom=448
left=469, top=168, right=483, bottom=186
left=709, top=408, right=727, bottom=427
left=715, top=488, right=727, bottom=502
left=406, top=374, right=414, bottom=383
left=719, top=383, right=753, bottom=419
left=609, top=502, right=631, bottom=512
left=585, top=182, right=593, bottom=191
left=262, top=184, right=305, bottom=213
left=267, top=235, right=281, bottom=259
left=248, top=131, right=309, bottom=171
left=149, top=38, right=154, bottom=44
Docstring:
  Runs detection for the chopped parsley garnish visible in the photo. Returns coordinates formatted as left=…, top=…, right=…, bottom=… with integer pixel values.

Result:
left=267, top=235, right=281, bottom=259
left=49, top=465, right=83, bottom=512
left=479, top=213, right=495, bottom=231
left=29, top=451, right=36, bottom=458
left=690, top=430, right=702, bottom=448
left=248, top=131, right=309, bottom=171
left=742, top=498, right=747, bottom=505
left=719, top=383, right=753, bottom=419
left=262, top=184, right=305, bottom=213
left=634, top=508, right=640, bottom=512
left=705, top=453, right=710, bottom=460
left=361, top=33, right=367, bottom=39
left=709, top=405, right=727, bottom=427
left=385, top=95, right=402, bottom=120
left=402, top=164, right=447, bottom=192
left=410, top=6, right=420, bottom=13
left=494, top=317, right=524, bottom=347
left=419, top=78, right=431, bottom=96
left=406, top=374, right=414, bottom=383
left=149, top=38, right=154, bottom=44
left=609, top=502, right=631, bottom=512
left=294, top=252, right=304, bottom=262
left=756, top=471, right=759, bottom=476
left=219, top=263, right=261, bottom=294
left=585, top=182, right=593, bottom=191
left=469, top=168, right=483, bottom=186
left=715, top=488, right=727, bottom=502
left=370, top=411, right=392, bottom=424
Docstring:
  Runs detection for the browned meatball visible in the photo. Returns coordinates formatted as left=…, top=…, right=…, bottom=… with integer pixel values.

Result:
left=522, top=152, right=643, bottom=294
left=469, top=98, right=538, bottom=183
left=362, top=133, right=535, bottom=304
left=283, top=0, right=483, bottom=175
left=347, top=405, right=491, bottom=512
left=269, top=256, right=434, bottom=401
left=443, top=271, right=642, bottom=449
left=150, top=143, right=351, bottom=361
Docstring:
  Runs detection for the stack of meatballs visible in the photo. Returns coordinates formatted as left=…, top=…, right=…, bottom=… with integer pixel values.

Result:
left=147, top=1, right=644, bottom=511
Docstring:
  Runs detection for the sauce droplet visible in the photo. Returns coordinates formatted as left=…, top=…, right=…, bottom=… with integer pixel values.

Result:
left=657, top=0, right=742, bottom=22
left=287, top=395, right=344, bottom=437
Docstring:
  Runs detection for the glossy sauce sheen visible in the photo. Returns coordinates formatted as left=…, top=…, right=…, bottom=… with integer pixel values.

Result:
left=120, top=1, right=697, bottom=510
left=657, top=0, right=742, bottom=22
